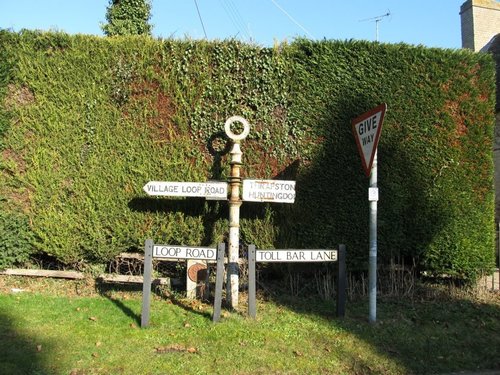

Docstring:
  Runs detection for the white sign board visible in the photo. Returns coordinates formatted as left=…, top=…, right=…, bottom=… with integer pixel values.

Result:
left=242, top=179, right=296, bottom=203
left=368, top=187, right=379, bottom=201
left=352, top=103, right=387, bottom=176
left=256, top=249, right=338, bottom=262
left=153, top=245, right=217, bottom=260
left=143, top=181, right=227, bottom=199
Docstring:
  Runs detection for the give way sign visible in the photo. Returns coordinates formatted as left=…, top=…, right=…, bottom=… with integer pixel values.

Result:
left=351, top=103, right=387, bottom=176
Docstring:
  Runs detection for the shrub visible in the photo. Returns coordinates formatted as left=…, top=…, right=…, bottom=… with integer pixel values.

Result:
left=0, top=211, right=34, bottom=269
left=0, top=31, right=495, bottom=281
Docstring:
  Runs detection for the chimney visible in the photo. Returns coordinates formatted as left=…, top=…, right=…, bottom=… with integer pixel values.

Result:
left=460, top=0, right=500, bottom=51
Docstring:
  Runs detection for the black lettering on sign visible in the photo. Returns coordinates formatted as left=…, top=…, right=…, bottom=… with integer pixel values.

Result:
left=358, top=115, right=378, bottom=136
left=182, top=185, right=202, bottom=194
left=286, top=251, right=305, bottom=261
left=155, top=246, right=181, bottom=258
left=362, top=134, right=374, bottom=146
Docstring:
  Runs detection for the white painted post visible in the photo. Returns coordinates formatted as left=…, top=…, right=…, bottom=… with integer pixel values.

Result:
left=351, top=103, right=386, bottom=324
left=368, top=152, right=378, bottom=324
left=224, top=116, right=250, bottom=309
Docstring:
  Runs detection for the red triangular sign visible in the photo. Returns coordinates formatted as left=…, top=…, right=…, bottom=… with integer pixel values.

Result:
left=351, top=103, right=387, bottom=177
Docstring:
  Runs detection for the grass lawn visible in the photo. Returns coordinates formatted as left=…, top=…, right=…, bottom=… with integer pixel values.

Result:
left=0, top=276, right=499, bottom=375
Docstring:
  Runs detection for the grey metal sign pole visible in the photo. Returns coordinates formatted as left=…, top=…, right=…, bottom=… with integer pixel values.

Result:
left=351, top=103, right=386, bottom=324
left=368, top=153, right=378, bottom=324
left=224, top=116, right=250, bottom=309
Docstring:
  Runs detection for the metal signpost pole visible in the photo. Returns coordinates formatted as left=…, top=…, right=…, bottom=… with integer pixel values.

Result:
left=224, top=116, right=250, bottom=309
left=351, top=103, right=386, bottom=324
left=369, top=152, right=378, bottom=323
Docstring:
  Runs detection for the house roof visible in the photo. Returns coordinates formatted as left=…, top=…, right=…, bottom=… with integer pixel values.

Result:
left=484, top=33, right=500, bottom=112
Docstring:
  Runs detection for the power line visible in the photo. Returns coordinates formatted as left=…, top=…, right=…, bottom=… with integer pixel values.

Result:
left=219, top=0, right=252, bottom=41
left=269, top=0, right=314, bottom=39
left=194, top=0, right=208, bottom=39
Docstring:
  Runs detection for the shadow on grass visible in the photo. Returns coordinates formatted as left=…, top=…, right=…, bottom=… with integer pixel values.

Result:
left=95, top=279, right=214, bottom=322
left=167, top=293, right=213, bottom=319
left=95, top=280, right=142, bottom=325
left=0, top=309, right=53, bottom=375
left=346, top=291, right=500, bottom=374
left=263, top=281, right=500, bottom=374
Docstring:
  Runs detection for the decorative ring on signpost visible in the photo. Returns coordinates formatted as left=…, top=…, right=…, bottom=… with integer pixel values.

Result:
left=224, top=116, right=250, bottom=141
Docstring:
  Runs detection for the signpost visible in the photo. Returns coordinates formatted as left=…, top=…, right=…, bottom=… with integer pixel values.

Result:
left=351, top=103, right=387, bottom=324
left=224, top=117, right=296, bottom=309
left=143, top=181, right=227, bottom=200
left=142, top=115, right=297, bottom=312
left=141, top=240, right=226, bottom=327
left=255, top=249, right=337, bottom=262
left=152, top=245, right=216, bottom=260
left=248, top=245, right=346, bottom=319
left=242, top=179, right=296, bottom=203
left=351, top=103, right=386, bottom=177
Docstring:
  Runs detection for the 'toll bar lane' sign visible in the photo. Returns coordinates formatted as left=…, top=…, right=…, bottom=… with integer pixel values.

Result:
left=143, top=181, right=227, bottom=199
left=352, top=103, right=387, bottom=176
left=256, top=249, right=338, bottom=262
left=242, top=179, right=296, bottom=203
left=153, top=245, right=217, bottom=260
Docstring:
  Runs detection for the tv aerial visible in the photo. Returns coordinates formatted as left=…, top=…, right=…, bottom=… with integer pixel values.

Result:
left=359, top=10, right=391, bottom=42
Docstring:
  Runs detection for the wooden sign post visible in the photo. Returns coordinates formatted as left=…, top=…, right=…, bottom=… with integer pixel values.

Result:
left=248, top=245, right=347, bottom=318
left=141, top=240, right=226, bottom=327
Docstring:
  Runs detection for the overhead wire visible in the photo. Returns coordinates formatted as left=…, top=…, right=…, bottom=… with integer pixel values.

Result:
left=268, top=0, right=314, bottom=39
left=219, top=0, right=252, bottom=41
left=194, top=0, right=208, bottom=39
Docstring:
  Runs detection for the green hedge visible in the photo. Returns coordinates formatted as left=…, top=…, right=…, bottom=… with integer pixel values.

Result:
left=0, top=30, right=496, bottom=280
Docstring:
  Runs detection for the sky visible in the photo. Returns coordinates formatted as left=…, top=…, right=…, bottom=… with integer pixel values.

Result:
left=0, top=0, right=467, bottom=49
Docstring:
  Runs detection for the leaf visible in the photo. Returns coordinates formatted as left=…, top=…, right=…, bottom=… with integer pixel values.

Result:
left=154, top=344, right=198, bottom=354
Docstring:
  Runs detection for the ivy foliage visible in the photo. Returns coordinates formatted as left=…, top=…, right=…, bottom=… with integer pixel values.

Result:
left=101, top=0, right=152, bottom=37
left=0, top=210, right=34, bottom=270
left=0, top=30, right=496, bottom=281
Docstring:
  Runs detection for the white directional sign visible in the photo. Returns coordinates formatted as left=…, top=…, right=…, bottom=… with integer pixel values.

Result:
left=352, top=103, right=387, bottom=176
left=143, top=181, right=227, bottom=199
left=153, top=245, right=216, bottom=260
left=242, top=179, right=296, bottom=203
left=256, top=249, right=338, bottom=262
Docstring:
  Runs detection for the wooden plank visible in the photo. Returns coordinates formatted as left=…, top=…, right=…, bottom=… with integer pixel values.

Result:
left=99, top=274, right=167, bottom=285
left=0, top=269, right=84, bottom=279
left=115, top=253, right=248, bottom=263
left=118, top=252, right=144, bottom=260
left=98, top=274, right=172, bottom=285
left=115, top=253, right=247, bottom=265
left=0, top=268, right=178, bottom=286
